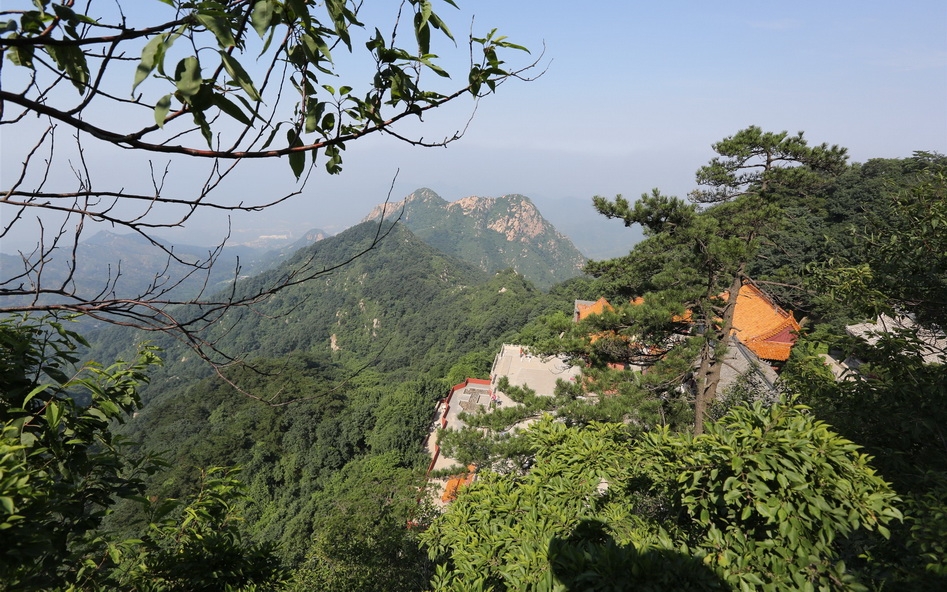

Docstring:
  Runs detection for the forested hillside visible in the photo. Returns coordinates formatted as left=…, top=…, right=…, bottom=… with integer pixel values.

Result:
left=91, top=220, right=578, bottom=589
left=3, top=136, right=945, bottom=591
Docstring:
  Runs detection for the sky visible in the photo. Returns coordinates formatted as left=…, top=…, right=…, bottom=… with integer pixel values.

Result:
left=2, top=0, right=946, bottom=258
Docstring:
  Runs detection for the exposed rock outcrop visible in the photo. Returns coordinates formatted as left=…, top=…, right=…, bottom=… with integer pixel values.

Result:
left=363, top=188, right=586, bottom=289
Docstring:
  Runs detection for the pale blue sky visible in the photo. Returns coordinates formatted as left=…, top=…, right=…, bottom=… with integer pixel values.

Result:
left=2, top=1, right=945, bottom=256
left=243, top=0, right=947, bottom=249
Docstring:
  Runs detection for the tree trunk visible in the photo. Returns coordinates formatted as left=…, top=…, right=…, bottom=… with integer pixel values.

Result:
left=693, top=267, right=745, bottom=435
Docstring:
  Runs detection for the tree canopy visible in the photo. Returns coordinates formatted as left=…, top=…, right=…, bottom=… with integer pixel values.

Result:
left=1, top=0, right=537, bottom=350
left=589, top=127, right=849, bottom=433
left=423, top=404, right=902, bottom=591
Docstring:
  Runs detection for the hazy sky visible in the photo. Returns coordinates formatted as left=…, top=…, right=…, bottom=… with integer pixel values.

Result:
left=224, top=0, right=947, bottom=244
left=2, top=0, right=946, bottom=256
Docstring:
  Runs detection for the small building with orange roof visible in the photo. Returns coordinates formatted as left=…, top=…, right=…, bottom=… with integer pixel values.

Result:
left=440, top=466, right=477, bottom=503
left=423, top=347, right=582, bottom=507
left=729, top=281, right=801, bottom=362
left=423, top=378, right=495, bottom=506
left=576, top=280, right=800, bottom=364
left=574, top=297, right=614, bottom=322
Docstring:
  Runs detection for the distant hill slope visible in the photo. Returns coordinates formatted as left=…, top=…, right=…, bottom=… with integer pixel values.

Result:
left=0, top=229, right=327, bottom=311
left=194, top=220, right=550, bottom=377
left=362, top=188, right=587, bottom=290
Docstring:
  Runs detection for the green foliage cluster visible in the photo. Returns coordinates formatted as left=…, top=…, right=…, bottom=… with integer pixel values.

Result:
left=783, top=326, right=947, bottom=587
left=424, top=403, right=901, bottom=591
left=0, top=315, right=281, bottom=591
left=752, top=152, right=947, bottom=322
left=769, top=152, right=947, bottom=588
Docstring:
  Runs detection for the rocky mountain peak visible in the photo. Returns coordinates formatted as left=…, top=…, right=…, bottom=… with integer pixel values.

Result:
left=488, top=195, right=548, bottom=242
left=361, top=187, right=446, bottom=223
left=361, top=188, right=586, bottom=289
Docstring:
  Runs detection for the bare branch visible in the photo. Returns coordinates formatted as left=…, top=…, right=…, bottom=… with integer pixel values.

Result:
left=0, top=0, right=538, bottom=398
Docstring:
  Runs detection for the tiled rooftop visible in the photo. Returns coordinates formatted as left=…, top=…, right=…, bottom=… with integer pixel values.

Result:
left=730, top=283, right=800, bottom=362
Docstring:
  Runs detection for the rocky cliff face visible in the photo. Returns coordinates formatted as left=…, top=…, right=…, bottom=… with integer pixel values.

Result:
left=363, top=188, right=586, bottom=289
left=361, top=187, right=445, bottom=223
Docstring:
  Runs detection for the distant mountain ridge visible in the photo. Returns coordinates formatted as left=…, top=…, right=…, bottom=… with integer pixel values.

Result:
left=0, top=228, right=328, bottom=313
left=363, top=188, right=587, bottom=289
left=105, top=221, right=549, bottom=382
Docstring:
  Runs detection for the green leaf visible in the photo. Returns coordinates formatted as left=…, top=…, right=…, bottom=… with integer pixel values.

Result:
left=219, top=52, right=261, bottom=102
left=324, top=0, right=352, bottom=50
left=213, top=93, right=252, bottom=126
left=250, top=0, right=275, bottom=38
left=45, top=366, right=69, bottom=385
left=6, top=41, right=35, bottom=69
left=289, top=150, right=305, bottom=178
left=154, top=94, right=172, bottom=127
left=324, top=143, right=343, bottom=175
left=421, top=55, right=450, bottom=78
left=741, top=504, right=753, bottom=521
left=19, top=431, right=36, bottom=447
left=45, top=400, right=63, bottom=430
left=133, top=35, right=164, bottom=94
left=304, top=100, right=325, bottom=134
left=45, top=43, right=89, bottom=92
left=192, top=109, right=213, bottom=147
left=196, top=13, right=235, bottom=49
left=287, top=130, right=305, bottom=179
left=418, top=0, right=432, bottom=29
left=414, top=0, right=434, bottom=54
left=174, top=57, right=203, bottom=99
left=285, top=0, right=310, bottom=27
left=321, top=112, right=336, bottom=133
left=260, top=122, right=283, bottom=150
left=23, top=384, right=50, bottom=407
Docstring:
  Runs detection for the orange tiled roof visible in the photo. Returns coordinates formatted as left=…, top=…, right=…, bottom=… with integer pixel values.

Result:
left=586, top=281, right=799, bottom=362
left=575, top=297, right=614, bottom=321
left=440, top=467, right=477, bottom=502
left=729, top=283, right=800, bottom=361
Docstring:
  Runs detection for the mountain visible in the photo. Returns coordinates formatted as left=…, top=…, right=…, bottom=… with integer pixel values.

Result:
left=96, top=220, right=566, bottom=574
left=362, top=188, right=587, bottom=290
left=0, top=228, right=328, bottom=311
left=185, top=220, right=552, bottom=376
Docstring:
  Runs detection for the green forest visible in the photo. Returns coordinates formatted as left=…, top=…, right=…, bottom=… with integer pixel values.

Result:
left=3, top=129, right=946, bottom=591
